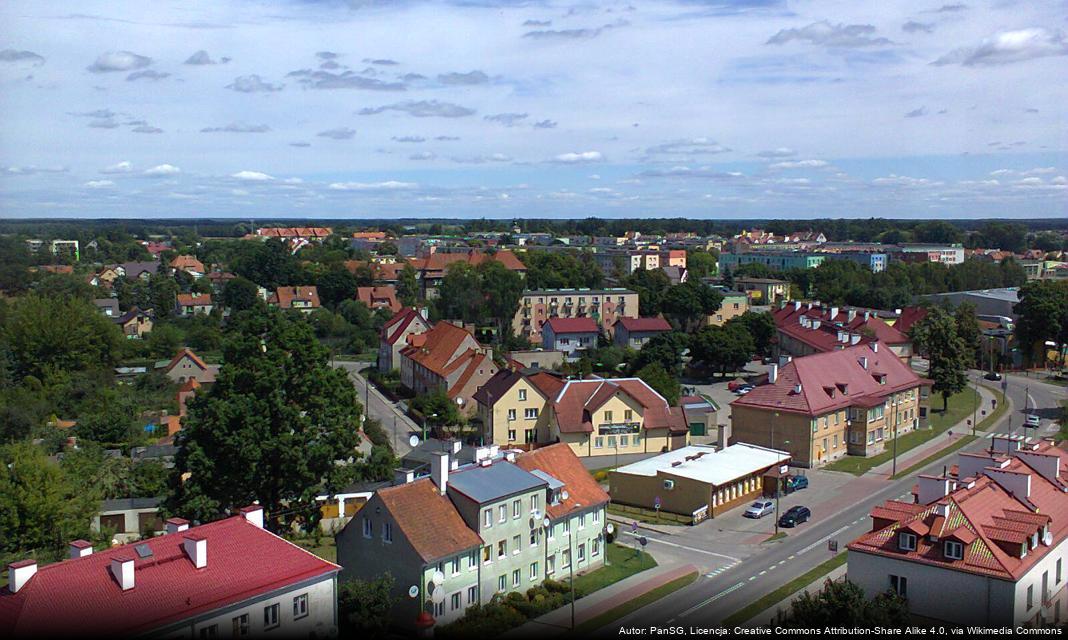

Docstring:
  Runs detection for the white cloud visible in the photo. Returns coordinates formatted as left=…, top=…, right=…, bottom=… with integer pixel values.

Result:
left=769, top=159, right=828, bottom=169
left=143, top=164, right=181, bottom=177
left=83, top=180, right=114, bottom=188
left=766, top=22, right=892, bottom=48
left=101, top=161, right=134, bottom=174
left=934, top=28, right=1068, bottom=66
left=87, top=50, right=152, bottom=73
left=226, top=75, right=282, bottom=92
left=553, top=151, right=603, bottom=164
left=328, top=181, right=417, bottom=190
left=231, top=170, right=274, bottom=181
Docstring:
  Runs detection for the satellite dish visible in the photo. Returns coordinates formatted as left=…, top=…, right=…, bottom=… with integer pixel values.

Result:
left=542, top=516, right=551, bottom=529
left=561, top=490, right=570, bottom=501
left=408, top=585, right=420, bottom=599
left=1044, top=532, right=1054, bottom=546
left=606, top=523, right=615, bottom=535
left=409, top=435, right=420, bottom=448
left=432, top=570, right=445, bottom=586
left=455, top=397, right=464, bottom=406
left=430, top=588, right=446, bottom=604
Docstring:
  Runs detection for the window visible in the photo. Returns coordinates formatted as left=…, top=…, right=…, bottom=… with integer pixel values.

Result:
left=468, top=585, right=478, bottom=605
left=593, top=535, right=602, bottom=556
left=468, top=551, right=478, bottom=570
left=232, top=614, right=250, bottom=637
left=451, top=592, right=461, bottom=611
left=382, top=522, right=392, bottom=543
left=525, top=429, right=536, bottom=443
left=525, top=408, right=538, bottom=419
left=624, top=410, right=633, bottom=420
left=507, top=409, right=517, bottom=421
left=620, top=435, right=628, bottom=447
left=198, top=625, right=218, bottom=638
left=264, top=603, right=280, bottom=630
left=898, top=532, right=917, bottom=551
left=548, top=554, right=556, bottom=574
left=451, top=557, right=461, bottom=575
left=578, top=543, right=586, bottom=562
left=593, top=509, right=600, bottom=525
left=512, top=569, right=521, bottom=587
left=483, top=546, right=492, bottom=564
left=498, top=575, right=507, bottom=593
left=944, top=540, right=963, bottom=560
left=634, top=434, right=641, bottom=447
left=579, top=514, right=586, bottom=529
left=531, top=494, right=540, bottom=512
left=832, top=435, right=838, bottom=449
left=363, top=517, right=372, bottom=538
left=508, top=429, right=516, bottom=441
left=512, top=535, right=521, bottom=554
left=607, top=435, right=616, bottom=448
left=513, top=499, right=521, bottom=519
left=498, top=540, right=507, bottom=558
left=530, top=562, right=539, bottom=580
left=434, top=600, right=445, bottom=617
left=1028, top=584, right=1034, bottom=610
left=518, top=389, right=527, bottom=401
left=867, top=431, right=875, bottom=445
left=293, top=594, right=309, bottom=619
left=595, top=437, right=604, bottom=449
left=890, top=575, right=907, bottom=598
left=484, top=509, right=493, bottom=529
left=563, top=519, right=571, bottom=535
left=562, top=548, right=572, bottom=568
left=604, top=411, right=613, bottom=422
left=1058, top=558, right=1063, bottom=584
left=499, top=505, right=507, bottom=523
left=812, top=420, right=818, bottom=434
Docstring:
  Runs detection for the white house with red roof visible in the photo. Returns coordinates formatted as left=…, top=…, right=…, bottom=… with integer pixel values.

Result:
left=613, top=316, right=673, bottom=350
left=1, top=506, right=339, bottom=637
left=541, top=317, right=600, bottom=359
left=849, top=436, right=1068, bottom=627
left=378, top=307, right=431, bottom=373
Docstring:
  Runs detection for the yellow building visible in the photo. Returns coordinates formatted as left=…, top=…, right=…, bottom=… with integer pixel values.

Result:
left=474, top=369, right=565, bottom=447
left=708, top=293, right=750, bottom=326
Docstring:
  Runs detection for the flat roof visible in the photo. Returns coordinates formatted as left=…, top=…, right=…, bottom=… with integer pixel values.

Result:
left=447, top=460, right=547, bottom=503
left=613, top=444, right=790, bottom=487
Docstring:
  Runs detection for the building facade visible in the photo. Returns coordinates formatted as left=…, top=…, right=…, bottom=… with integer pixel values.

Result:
left=512, top=288, right=638, bottom=346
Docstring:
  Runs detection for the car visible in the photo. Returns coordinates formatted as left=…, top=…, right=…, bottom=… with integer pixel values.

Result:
left=727, top=379, right=748, bottom=392
left=735, top=386, right=753, bottom=395
left=785, top=475, right=809, bottom=493
left=778, top=506, right=811, bottom=528
left=1025, top=414, right=1041, bottom=428
left=744, top=500, right=775, bottom=519
left=984, top=371, right=1003, bottom=381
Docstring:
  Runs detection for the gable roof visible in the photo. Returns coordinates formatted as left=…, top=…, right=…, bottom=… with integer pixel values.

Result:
left=514, top=443, right=610, bottom=520
left=473, top=370, right=565, bottom=407
left=164, top=348, right=208, bottom=374
left=273, top=286, right=320, bottom=309
left=894, top=306, right=928, bottom=334
left=356, top=286, right=400, bottom=312
left=551, top=377, right=686, bottom=434
left=616, top=317, right=672, bottom=333
left=544, top=317, right=599, bottom=334
left=381, top=307, right=428, bottom=345
left=0, top=515, right=337, bottom=636
left=176, top=293, right=212, bottom=307
left=409, top=250, right=526, bottom=276
left=731, top=343, right=928, bottom=416
left=375, top=479, right=483, bottom=563
left=400, top=321, right=478, bottom=378
left=169, top=255, right=205, bottom=273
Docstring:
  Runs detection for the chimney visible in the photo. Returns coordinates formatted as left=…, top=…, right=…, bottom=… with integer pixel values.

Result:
left=165, top=517, right=190, bottom=535
left=859, top=356, right=868, bottom=370
left=916, top=475, right=953, bottom=505
left=793, top=383, right=802, bottom=394
left=812, top=319, right=821, bottom=330
left=847, top=309, right=856, bottom=322
left=451, top=439, right=462, bottom=454
left=768, top=363, right=778, bottom=384
left=850, top=334, right=862, bottom=345
left=957, top=451, right=1001, bottom=480
left=394, top=468, right=415, bottom=485
left=240, top=505, right=264, bottom=529
left=991, top=434, right=1020, bottom=455
left=505, top=451, right=517, bottom=463
left=183, top=534, right=207, bottom=569
left=837, top=330, right=847, bottom=343
left=7, top=560, right=37, bottom=593
left=830, top=307, right=839, bottom=320
left=489, top=444, right=500, bottom=458
left=1014, top=450, right=1061, bottom=486
left=430, top=451, right=449, bottom=495
left=863, top=311, right=870, bottom=321
left=793, top=301, right=801, bottom=311
left=69, top=540, right=93, bottom=559
left=110, top=556, right=136, bottom=591
left=985, top=467, right=1031, bottom=501
left=872, top=342, right=879, bottom=353
left=895, top=308, right=902, bottom=316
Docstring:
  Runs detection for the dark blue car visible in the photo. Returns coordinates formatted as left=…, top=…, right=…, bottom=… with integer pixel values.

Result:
left=785, top=475, right=808, bottom=494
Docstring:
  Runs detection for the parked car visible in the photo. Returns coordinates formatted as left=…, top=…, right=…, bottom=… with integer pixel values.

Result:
left=785, top=475, right=808, bottom=493
left=744, top=500, right=775, bottom=519
left=1025, top=414, right=1041, bottom=428
left=735, top=385, right=754, bottom=395
left=984, top=371, right=1003, bottom=381
left=778, top=506, right=811, bottom=528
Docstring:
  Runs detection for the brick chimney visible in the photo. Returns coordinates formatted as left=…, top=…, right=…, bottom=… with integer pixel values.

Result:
left=110, top=556, right=135, bottom=591
left=69, top=540, right=93, bottom=559
left=7, top=560, right=37, bottom=593
left=183, top=534, right=207, bottom=569
left=916, top=474, right=954, bottom=505
left=165, top=517, right=190, bottom=535
left=240, top=505, right=264, bottom=529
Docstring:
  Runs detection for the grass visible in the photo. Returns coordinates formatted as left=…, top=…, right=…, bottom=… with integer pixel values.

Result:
left=823, top=389, right=982, bottom=476
left=288, top=536, right=336, bottom=563
left=571, top=570, right=699, bottom=634
left=721, top=552, right=847, bottom=627
left=763, top=532, right=788, bottom=543
left=568, top=542, right=658, bottom=597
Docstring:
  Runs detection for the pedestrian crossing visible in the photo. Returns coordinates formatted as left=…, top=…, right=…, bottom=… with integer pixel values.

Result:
left=705, top=560, right=740, bottom=579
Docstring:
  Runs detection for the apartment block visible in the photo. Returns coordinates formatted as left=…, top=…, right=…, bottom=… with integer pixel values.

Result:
left=512, top=288, right=638, bottom=346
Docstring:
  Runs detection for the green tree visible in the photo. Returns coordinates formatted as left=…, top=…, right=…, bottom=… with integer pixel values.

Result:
left=222, top=276, right=261, bottom=312
left=1013, top=280, right=1068, bottom=367
left=636, top=362, right=680, bottom=405
left=397, top=263, right=419, bottom=307
left=623, top=268, right=673, bottom=317
left=686, top=250, right=718, bottom=279
left=692, top=323, right=755, bottom=376
left=780, top=579, right=909, bottom=626
left=0, top=441, right=99, bottom=562
left=953, top=301, right=981, bottom=367
left=338, top=574, right=397, bottom=637
left=478, top=260, right=524, bottom=337
left=317, top=266, right=359, bottom=309
left=166, top=308, right=363, bottom=532
left=728, top=311, right=777, bottom=357
left=662, top=281, right=724, bottom=334
left=3, top=293, right=124, bottom=379
left=410, top=391, right=463, bottom=433
left=909, top=307, right=968, bottom=411
left=632, top=332, right=689, bottom=375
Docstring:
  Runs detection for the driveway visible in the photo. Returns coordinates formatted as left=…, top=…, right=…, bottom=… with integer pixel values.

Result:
left=331, top=360, right=420, bottom=458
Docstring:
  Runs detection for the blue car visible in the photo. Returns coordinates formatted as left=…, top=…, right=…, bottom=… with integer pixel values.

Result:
left=785, top=475, right=808, bottom=494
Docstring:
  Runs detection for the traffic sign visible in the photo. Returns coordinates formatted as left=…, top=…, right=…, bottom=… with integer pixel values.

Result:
left=654, top=496, right=661, bottom=510
left=639, top=537, right=648, bottom=547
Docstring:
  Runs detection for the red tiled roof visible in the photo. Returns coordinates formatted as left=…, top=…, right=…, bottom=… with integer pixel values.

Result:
left=0, top=515, right=338, bottom=636
left=409, top=250, right=526, bottom=275
left=169, top=255, right=206, bottom=273
left=514, top=443, right=610, bottom=520
left=446, top=350, right=496, bottom=398
left=400, top=322, right=479, bottom=378
left=616, top=317, right=672, bottom=333
left=732, top=343, right=927, bottom=417
left=356, top=286, right=400, bottom=312
left=165, top=348, right=208, bottom=374
left=376, top=479, right=483, bottom=563
left=544, top=317, right=599, bottom=334
left=381, top=307, right=428, bottom=345
left=773, top=304, right=910, bottom=352
left=177, top=293, right=212, bottom=307
left=894, top=307, right=928, bottom=334
left=551, top=377, right=687, bottom=434
left=273, top=286, right=320, bottom=309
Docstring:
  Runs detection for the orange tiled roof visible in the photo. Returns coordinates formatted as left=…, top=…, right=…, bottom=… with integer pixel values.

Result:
left=169, top=255, right=206, bottom=273
left=551, top=377, right=686, bottom=434
left=514, top=443, right=610, bottom=520
left=273, top=286, right=320, bottom=309
left=376, top=479, right=483, bottom=563
left=177, top=293, right=212, bottom=307
left=165, top=348, right=209, bottom=374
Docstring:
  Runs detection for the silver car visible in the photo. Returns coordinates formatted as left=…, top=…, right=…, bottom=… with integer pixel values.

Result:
left=744, top=500, right=775, bottom=518
left=1025, top=414, right=1041, bottom=428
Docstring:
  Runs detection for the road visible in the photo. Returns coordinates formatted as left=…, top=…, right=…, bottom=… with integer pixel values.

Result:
left=331, top=360, right=420, bottom=458
left=591, top=373, right=1065, bottom=633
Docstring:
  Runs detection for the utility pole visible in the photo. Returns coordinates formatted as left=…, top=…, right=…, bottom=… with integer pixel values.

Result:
left=892, top=415, right=898, bottom=477
left=971, top=372, right=979, bottom=437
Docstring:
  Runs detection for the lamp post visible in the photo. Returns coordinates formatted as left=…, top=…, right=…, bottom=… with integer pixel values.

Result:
left=423, top=412, right=437, bottom=442
left=971, top=372, right=979, bottom=437
left=543, top=502, right=582, bottom=630
left=774, top=438, right=790, bottom=535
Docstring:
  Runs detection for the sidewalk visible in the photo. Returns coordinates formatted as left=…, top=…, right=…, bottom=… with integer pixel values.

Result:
left=864, top=384, right=997, bottom=479
left=743, top=563, right=848, bottom=627
left=606, top=513, right=683, bottom=536
left=504, top=563, right=698, bottom=638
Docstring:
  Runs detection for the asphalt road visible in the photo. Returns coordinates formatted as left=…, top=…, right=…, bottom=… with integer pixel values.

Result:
left=592, top=373, right=1066, bottom=632
left=331, top=360, right=420, bottom=458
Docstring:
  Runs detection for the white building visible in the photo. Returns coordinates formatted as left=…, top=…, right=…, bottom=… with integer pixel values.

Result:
left=848, top=435, right=1068, bottom=627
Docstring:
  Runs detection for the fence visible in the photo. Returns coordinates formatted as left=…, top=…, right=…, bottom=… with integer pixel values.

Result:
left=608, top=503, right=695, bottom=525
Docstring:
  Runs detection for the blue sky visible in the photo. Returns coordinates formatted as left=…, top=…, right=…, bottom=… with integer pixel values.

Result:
left=0, top=0, right=1065, bottom=219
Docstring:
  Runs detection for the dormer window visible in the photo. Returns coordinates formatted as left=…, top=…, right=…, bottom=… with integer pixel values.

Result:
left=898, top=532, right=917, bottom=551
left=944, top=540, right=963, bottom=560
left=1032, top=532, right=1040, bottom=550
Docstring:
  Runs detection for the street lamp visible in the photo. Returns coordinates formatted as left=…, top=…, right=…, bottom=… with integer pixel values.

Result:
left=423, top=412, right=438, bottom=442
left=544, top=503, right=583, bottom=630
left=774, top=438, right=790, bottom=536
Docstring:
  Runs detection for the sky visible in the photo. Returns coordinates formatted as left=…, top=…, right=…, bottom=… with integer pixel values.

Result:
left=0, top=0, right=1065, bottom=220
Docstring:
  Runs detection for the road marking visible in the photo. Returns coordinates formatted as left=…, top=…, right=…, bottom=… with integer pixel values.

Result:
left=678, top=581, right=745, bottom=618
left=768, top=565, right=776, bottom=571
left=759, top=570, right=766, bottom=576
left=798, top=525, right=850, bottom=555
left=748, top=576, right=757, bottom=581
left=622, top=531, right=741, bottom=562
left=788, top=555, right=795, bottom=560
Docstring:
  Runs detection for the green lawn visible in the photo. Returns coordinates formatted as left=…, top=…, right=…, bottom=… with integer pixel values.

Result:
left=568, top=542, right=658, bottom=597
left=572, top=570, right=699, bottom=634
left=289, top=536, right=337, bottom=563
left=824, top=389, right=982, bottom=476
left=721, top=552, right=847, bottom=627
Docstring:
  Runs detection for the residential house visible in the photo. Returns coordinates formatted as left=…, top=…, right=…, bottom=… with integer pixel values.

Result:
left=175, top=293, right=213, bottom=317
left=613, top=317, right=673, bottom=350
left=730, top=343, right=931, bottom=468
left=505, top=350, right=565, bottom=372
left=115, top=307, right=153, bottom=339
left=475, top=370, right=566, bottom=448
left=94, top=497, right=163, bottom=543
left=336, top=443, right=607, bottom=630
left=661, top=265, right=688, bottom=285
left=732, top=277, right=790, bottom=305
left=708, top=294, right=749, bottom=326
left=408, top=250, right=527, bottom=299
left=2, top=506, right=339, bottom=637
left=116, top=261, right=160, bottom=282
left=378, top=307, right=431, bottom=373
left=772, top=302, right=914, bottom=363
left=398, top=321, right=498, bottom=416
left=94, top=298, right=120, bottom=318
left=87, top=266, right=122, bottom=288
left=161, top=348, right=218, bottom=385
left=512, top=288, right=638, bottom=346
left=169, top=255, right=206, bottom=279
left=357, top=285, right=401, bottom=313
left=848, top=436, right=1068, bottom=627
left=271, top=286, right=321, bottom=314
left=542, top=317, right=599, bottom=359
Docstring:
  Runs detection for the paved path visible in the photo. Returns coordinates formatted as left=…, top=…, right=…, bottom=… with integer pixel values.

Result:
left=331, top=360, right=419, bottom=458
left=504, top=563, right=699, bottom=638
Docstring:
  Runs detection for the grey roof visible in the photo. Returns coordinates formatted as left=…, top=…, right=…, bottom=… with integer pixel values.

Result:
left=529, top=469, right=565, bottom=491
left=130, top=444, right=178, bottom=460
left=401, top=439, right=478, bottom=469
left=447, top=461, right=547, bottom=504
left=100, top=497, right=161, bottom=512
